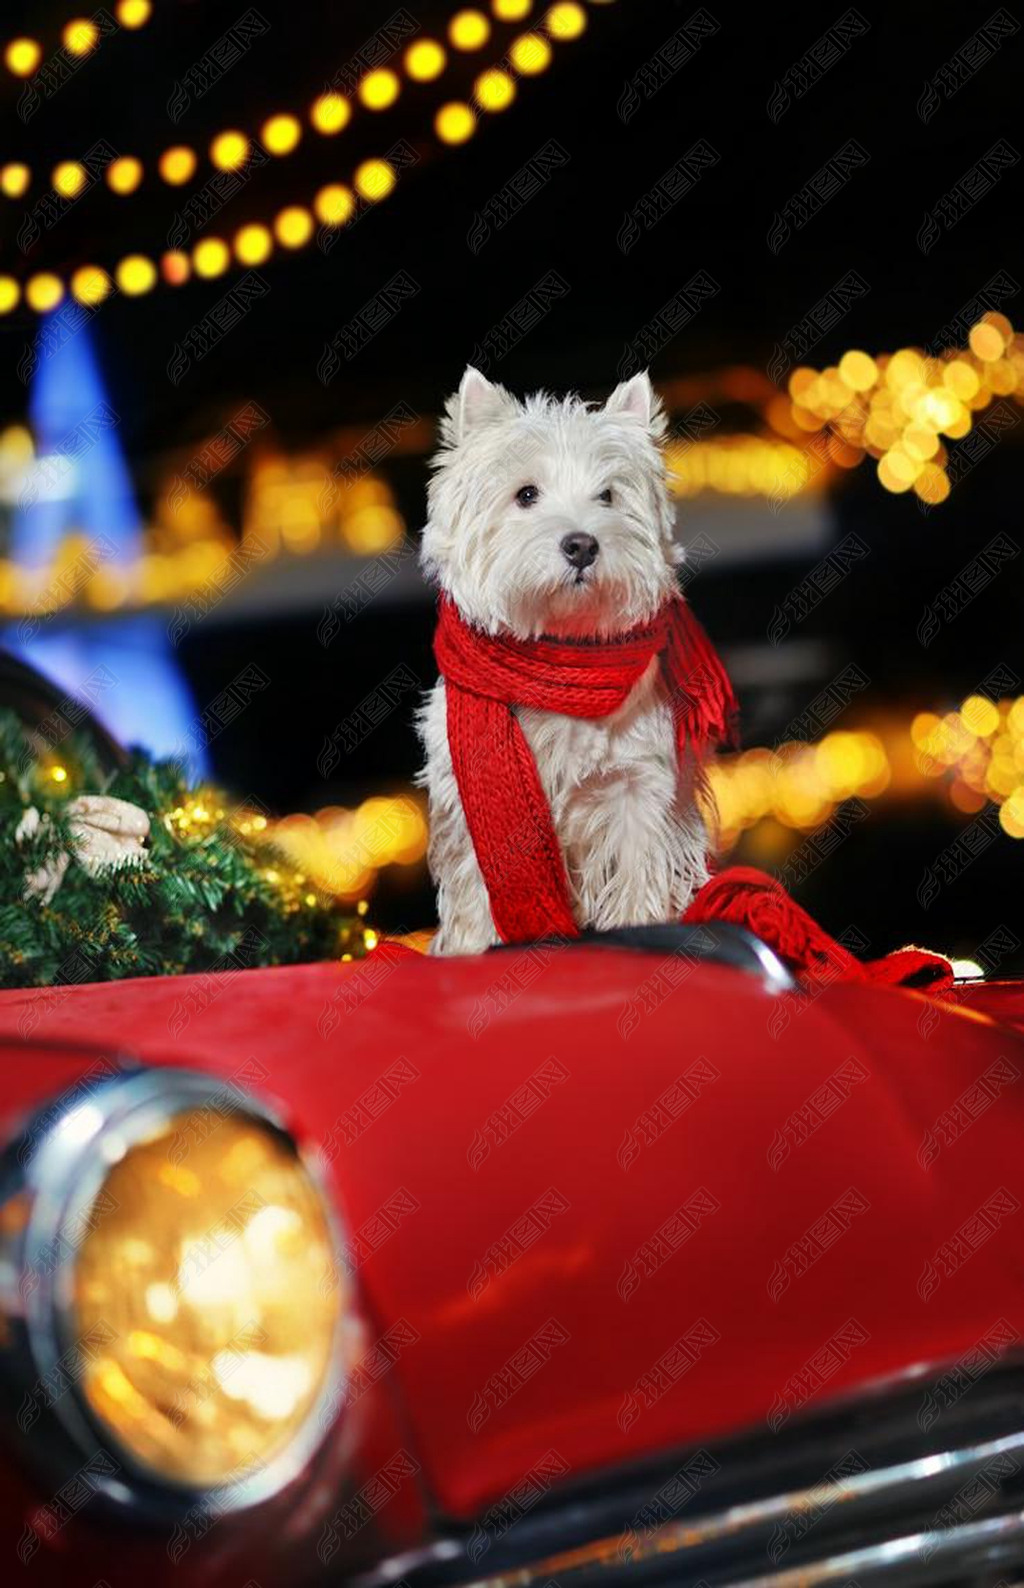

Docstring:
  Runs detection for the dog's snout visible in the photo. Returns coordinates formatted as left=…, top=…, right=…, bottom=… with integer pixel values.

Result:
left=560, top=532, right=599, bottom=571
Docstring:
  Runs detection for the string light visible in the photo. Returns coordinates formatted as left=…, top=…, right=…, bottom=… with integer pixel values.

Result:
left=4, top=38, right=42, bottom=76
left=70, top=266, right=112, bottom=305
left=0, top=164, right=30, bottom=198
left=0, top=0, right=475, bottom=195
left=6, top=4, right=607, bottom=307
left=713, top=687, right=1024, bottom=849
left=493, top=0, right=533, bottom=18
left=785, top=312, right=1024, bottom=505
left=161, top=250, right=191, bottom=286
left=436, top=102, right=477, bottom=143
left=234, top=223, right=273, bottom=265
left=116, top=0, right=152, bottom=25
left=193, top=238, right=231, bottom=278
left=449, top=9, right=492, bottom=48
left=274, top=206, right=314, bottom=248
left=0, top=277, right=19, bottom=312
left=115, top=254, right=156, bottom=295
left=314, top=183, right=356, bottom=227
left=106, top=156, right=143, bottom=194
left=263, top=795, right=429, bottom=900
left=509, top=31, right=552, bottom=73
left=545, top=3, right=587, bottom=39
left=25, top=274, right=63, bottom=312
left=63, top=18, right=100, bottom=56
left=474, top=68, right=517, bottom=111
left=404, top=40, right=446, bottom=80
left=158, top=147, right=196, bottom=186
left=210, top=131, right=250, bottom=171
left=261, top=114, right=302, bottom=155
left=666, top=434, right=816, bottom=500
left=353, top=159, right=396, bottom=202
left=52, top=162, right=86, bottom=198
left=359, top=69, right=401, bottom=110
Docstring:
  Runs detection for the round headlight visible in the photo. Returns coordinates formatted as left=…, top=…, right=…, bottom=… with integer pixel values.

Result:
left=4, top=1068, right=346, bottom=1510
left=70, top=1106, right=338, bottom=1488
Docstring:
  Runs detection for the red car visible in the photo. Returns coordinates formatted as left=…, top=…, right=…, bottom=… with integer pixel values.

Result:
left=1, top=923, right=1024, bottom=1587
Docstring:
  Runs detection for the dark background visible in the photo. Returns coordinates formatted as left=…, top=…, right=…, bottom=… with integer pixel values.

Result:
left=2, top=0, right=1022, bottom=958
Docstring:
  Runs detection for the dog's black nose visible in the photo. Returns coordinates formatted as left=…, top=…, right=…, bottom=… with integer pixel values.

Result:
left=560, top=532, right=599, bottom=570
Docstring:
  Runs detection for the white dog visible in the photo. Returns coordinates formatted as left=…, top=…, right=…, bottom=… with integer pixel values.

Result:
left=418, top=366, right=715, bottom=956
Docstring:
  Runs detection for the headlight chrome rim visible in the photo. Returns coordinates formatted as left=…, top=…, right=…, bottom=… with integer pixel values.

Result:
left=7, top=1065, right=349, bottom=1516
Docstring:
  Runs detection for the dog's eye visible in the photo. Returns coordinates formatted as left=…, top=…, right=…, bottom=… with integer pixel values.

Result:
left=515, top=484, right=540, bottom=508
left=597, top=488, right=613, bottom=504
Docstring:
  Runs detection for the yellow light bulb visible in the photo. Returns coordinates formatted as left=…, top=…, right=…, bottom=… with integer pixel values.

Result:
left=450, top=9, right=491, bottom=48
left=64, top=18, right=99, bottom=55
left=474, top=68, right=516, bottom=110
left=115, top=255, right=156, bottom=296
left=404, top=39, right=446, bottom=80
left=193, top=238, right=230, bottom=278
left=71, top=266, right=112, bottom=305
left=0, top=163, right=30, bottom=198
left=274, top=206, right=314, bottom=248
left=159, top=146, right=196, bottom=186
left=26, top=274, right=64, bottom=313
left=5, top=38, right=42, bottom=76
left=545, top=2, right=587, bottom=39
left=435, top=102, right=477, bottom=143
left=161, top=250, right=191, bottom=286
left=234, top=224, right=272, bottom=265
left=53, top=162, right=87, bottom=198
left=509, top=31, right=552, bottom=72
left=353, top=159, right=396, bottom=202
left=310, top=93, right=351, bottom=134
left=359, top=68, right=400, bottom=109
left=210, top=131, right=249, bottom=171
left=314, top=184, right=356, bottom=227
left=494, top=0, right=533, bottom=17
left=261, top=114, right=301, bottom=155
left=0, top=277, right=21, bottom=314
left=106, top=156, right=143, bottom=194
left=116, top=0, right=152, bottom=25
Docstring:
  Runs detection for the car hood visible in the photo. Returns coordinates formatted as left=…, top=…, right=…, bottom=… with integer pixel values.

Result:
left=2, top=946, right=1024, bottom=1525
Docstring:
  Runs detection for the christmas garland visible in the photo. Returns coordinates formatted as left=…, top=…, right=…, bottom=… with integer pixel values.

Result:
left=0, top=710, right=370, bottom=989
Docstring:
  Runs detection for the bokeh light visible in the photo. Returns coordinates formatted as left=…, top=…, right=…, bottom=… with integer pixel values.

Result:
left=310, top=93, right=351, bottom=134
left=261, top=114, right=302, bottom=155
left=435, top=102, right=477, bottom=143
left=450, top=9, right=491, bottom=48
left=405, top=40, right=446, bottom=80
left=210, top=131, right=250, bottom=171
left=159, top=147, right=196, bottom=186
left=115, top=255, right=157, bottom=296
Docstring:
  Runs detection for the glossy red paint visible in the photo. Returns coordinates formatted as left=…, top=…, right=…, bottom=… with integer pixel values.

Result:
left=1, top=947, right=1024, bottom=1573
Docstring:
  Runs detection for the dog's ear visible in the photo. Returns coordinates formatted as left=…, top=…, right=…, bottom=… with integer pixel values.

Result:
left=605, top=371, right=666, bottom=438
left=449, top=366, right=513, bottom=439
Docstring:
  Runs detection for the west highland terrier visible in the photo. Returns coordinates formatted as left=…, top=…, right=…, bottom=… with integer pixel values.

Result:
left=418, top=366, right=732, bottom=956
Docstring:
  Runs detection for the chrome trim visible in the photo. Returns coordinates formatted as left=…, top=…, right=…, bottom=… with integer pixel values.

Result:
left=0, top=1065, right=348, bottom=1518
left=733, top=1508, right=1024, bottom=1584
left=371, top=1428, right=1024, bottom=1588
left=559, top=922, right=798, bottom=993
left=733, top=928, right=797, bottom=995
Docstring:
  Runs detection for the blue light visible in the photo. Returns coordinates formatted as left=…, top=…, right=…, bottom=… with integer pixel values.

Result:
left=6, top=309, right=208, bottom=775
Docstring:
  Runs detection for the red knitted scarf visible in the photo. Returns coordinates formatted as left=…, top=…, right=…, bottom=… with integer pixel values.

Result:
left=432, top=597, right=953, bottom=992
left=434, top=594, right=736, bottom=945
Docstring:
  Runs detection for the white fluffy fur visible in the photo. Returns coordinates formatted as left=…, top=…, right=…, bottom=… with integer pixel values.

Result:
left=418, top=367, right=712, bottom=955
